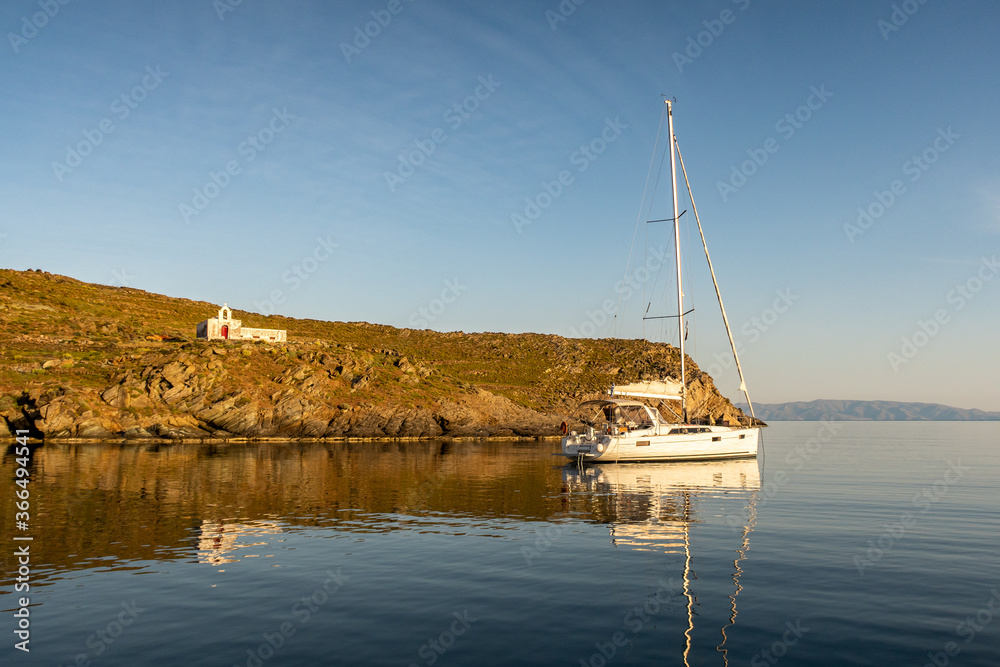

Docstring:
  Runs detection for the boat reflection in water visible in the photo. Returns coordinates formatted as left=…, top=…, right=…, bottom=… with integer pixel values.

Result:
left=563, top=458, right=761, bottom=666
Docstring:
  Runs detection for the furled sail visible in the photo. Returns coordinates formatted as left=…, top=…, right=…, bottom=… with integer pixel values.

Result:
left=611, top=379, right=683, bottom=401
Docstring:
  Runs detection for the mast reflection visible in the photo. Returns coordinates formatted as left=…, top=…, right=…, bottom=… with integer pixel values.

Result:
left=562, top=459, right=760, bottom=666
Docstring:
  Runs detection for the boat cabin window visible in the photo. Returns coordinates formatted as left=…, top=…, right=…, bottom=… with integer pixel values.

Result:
left=619, top=405, right=655, bottom=428
left=593, top=403, right=656, bottom=430
left=667, top=426, right=711, bottom=435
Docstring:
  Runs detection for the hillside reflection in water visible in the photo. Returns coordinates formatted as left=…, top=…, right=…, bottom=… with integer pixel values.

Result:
left=2, top=441, right=758, bottom=584
left=2, top=440, right=569, bottom=577
left=15, top=427, right=994, bottom=666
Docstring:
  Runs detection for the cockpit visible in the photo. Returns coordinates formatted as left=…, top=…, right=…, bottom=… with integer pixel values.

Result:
left=579, top=399, right=672, bottom=435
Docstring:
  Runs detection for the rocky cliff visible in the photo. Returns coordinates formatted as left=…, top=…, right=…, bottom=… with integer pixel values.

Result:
left=0, top=269, right=753, bottom=441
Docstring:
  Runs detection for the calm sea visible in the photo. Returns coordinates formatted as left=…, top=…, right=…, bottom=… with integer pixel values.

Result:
left=2, top=422, right=998, bottom=666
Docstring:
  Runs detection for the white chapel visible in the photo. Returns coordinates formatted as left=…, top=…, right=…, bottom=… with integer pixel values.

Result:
left=196, top=304, right=286, bottom=343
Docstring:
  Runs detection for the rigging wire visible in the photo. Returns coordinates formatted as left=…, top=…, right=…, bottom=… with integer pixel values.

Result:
left=643, top=122, right=675, bottom=340
left=673, top=135, right=757, bottom=421
left=614, top=104, right=668, bottom=340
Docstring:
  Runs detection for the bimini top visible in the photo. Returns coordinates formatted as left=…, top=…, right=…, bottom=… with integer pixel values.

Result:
left=577, top=398, right=672, bottom=426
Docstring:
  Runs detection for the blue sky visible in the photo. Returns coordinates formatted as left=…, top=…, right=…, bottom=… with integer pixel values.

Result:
left=2, top=0, right=998, bottom=410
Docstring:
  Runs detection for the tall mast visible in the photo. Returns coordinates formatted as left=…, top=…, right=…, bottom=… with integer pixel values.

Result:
left=666, top=100, right=687, bottom=422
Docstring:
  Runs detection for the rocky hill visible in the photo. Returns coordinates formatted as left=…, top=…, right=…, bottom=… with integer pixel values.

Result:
left=0, top=269, right=753, bottom=441
left=752, top=399, right=1000, bottom=421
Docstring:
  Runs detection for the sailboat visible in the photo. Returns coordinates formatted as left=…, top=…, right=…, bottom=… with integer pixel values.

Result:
left=560, top=100, right=761, bottom=463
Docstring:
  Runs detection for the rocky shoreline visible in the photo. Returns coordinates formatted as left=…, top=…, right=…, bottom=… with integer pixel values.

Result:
left=1, top=338, right=752, bottom=443
left=0, top=269, right=755, bottom=443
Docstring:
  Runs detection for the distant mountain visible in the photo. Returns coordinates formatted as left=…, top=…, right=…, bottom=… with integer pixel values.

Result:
left=748, top=400, right=1000, bottom=421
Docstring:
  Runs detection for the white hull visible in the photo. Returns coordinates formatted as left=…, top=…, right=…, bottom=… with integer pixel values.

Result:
left=560, top=424, right=759, bottom=463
